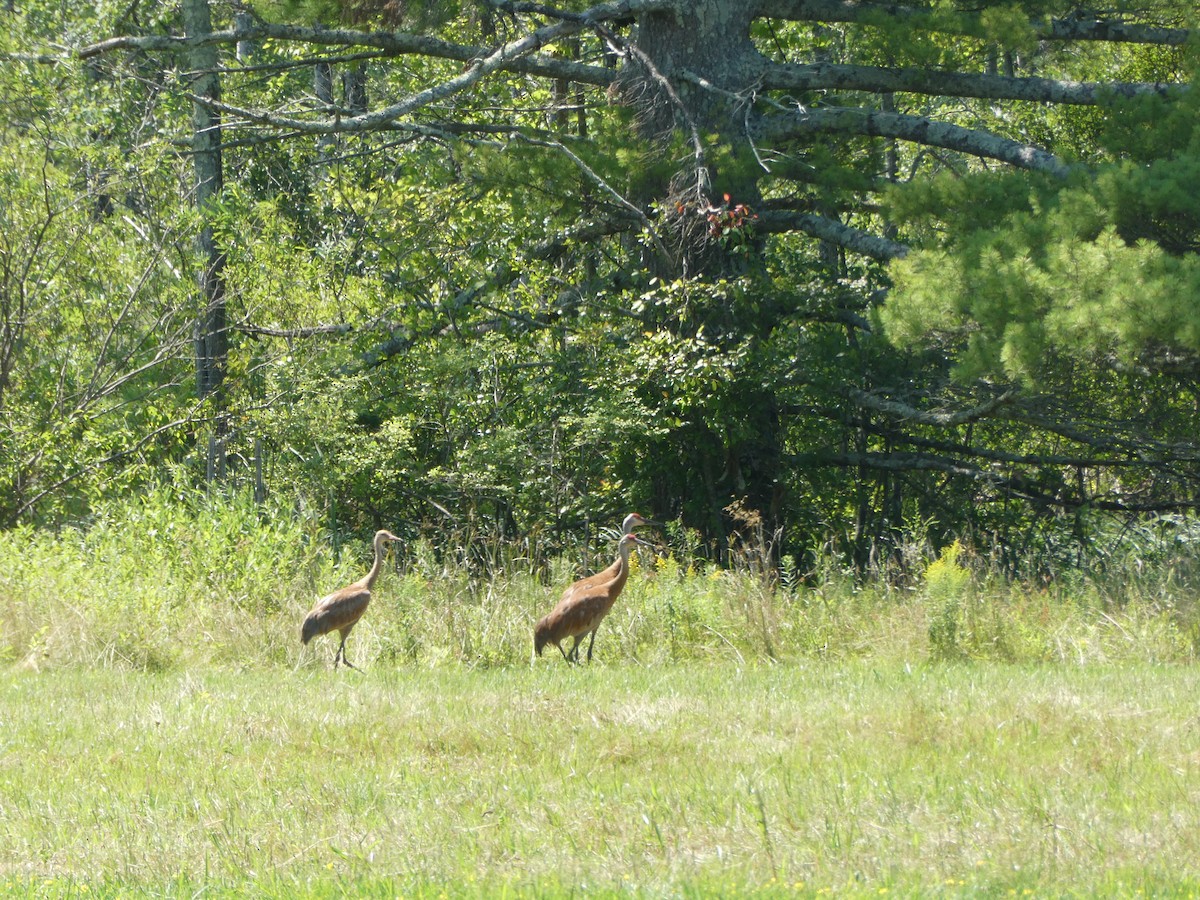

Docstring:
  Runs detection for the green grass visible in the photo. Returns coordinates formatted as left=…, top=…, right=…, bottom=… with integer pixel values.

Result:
left=4, top=494, right=1200, bottom=895
left=2, top=663, right=1200, bottom=897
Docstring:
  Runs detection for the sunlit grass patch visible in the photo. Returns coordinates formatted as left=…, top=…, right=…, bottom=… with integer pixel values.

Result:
left=3, top=664, right=1200, bottom=895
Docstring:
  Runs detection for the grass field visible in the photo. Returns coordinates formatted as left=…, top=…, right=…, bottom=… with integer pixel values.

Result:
left=4, top=496, right=1200, bottom=896
left=3, top=663, right=1200, bottom=897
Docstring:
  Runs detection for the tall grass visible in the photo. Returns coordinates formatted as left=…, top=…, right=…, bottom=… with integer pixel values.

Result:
left=1, top=489, right=1197, bottom=671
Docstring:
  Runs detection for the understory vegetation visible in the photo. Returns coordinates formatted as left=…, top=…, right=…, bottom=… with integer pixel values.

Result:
left=2, top=490, right=1198, bottom=672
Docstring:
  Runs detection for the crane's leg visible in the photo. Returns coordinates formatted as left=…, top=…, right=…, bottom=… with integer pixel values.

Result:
left=335, top=630, right=361, bottom=671
left=567, top=636, right=582, bottom=664
left=556, top=642, right=571, bottom=663
left=585, top=626, right=599, bottom=663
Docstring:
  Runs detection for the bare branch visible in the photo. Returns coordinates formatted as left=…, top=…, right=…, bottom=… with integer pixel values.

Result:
left=761, top=0, right=1191, bottom=46
left=1044, top=12, right=1191, bottom=46
left=848, top=387, right=1018, bottom=426
left=760, top=106, right=1071, bottom=177
left=78, top=0, right=675, bottom=77
left=0, top=52, right=64, bottom=64
left=236, top=323, right=353, bottom=338
left=81, top=20, right=614, bottom=86
left=757, top=209, right=908, bottom=260
left=760, top=61, right=1184, bottom=106
left=233, top=18, right=589, bottom=134
left=529, top=218, right=637, bottom=261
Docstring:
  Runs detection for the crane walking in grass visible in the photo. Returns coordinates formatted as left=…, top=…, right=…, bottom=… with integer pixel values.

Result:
left=535, top=532, right=653, bottom=664
left=302, top=529, right=399, bottom=670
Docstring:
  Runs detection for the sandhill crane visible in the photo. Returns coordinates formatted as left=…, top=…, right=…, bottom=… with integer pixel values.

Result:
left=301, top=529, right=399, bottom=670
left=535, top=532, right=653, bottom=664
left=621, top=512, right=658, bottom=534
left=564, top=512, right=659, bottom=601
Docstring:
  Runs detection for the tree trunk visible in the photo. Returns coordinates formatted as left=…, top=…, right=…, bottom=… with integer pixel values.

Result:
left=628, top=1, right=785, bottom=547
left=314, top=58, right=336, bottom=165
left=626, top=0, right=762, bottom=227
left=343, top=64, right=368, bottom=115
left=182, top=0, right=228, bottom=476
left=235, top=10, right=257, bottom=62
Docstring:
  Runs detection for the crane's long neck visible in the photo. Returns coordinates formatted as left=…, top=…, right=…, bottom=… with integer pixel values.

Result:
left=609, top=541, right=635, bottom=592
left=363, top=535, right=388, bottom=589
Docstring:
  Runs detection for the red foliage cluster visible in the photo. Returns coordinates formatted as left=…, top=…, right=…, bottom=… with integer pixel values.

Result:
left=677, top=193, right=758, bottom=239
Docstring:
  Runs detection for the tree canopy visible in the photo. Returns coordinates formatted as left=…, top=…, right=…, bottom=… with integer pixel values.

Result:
left=1, top=0, right=1198, bottom=568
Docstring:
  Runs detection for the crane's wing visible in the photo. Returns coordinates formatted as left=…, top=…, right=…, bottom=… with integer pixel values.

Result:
left=547, top=587, right=617, bottom=639
left=558, top=558, right=621, bottom=604
left=301, top=585, right=371, bottom=642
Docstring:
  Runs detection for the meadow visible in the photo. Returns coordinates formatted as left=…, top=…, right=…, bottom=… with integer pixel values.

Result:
left=3, top=493, right=1200, bottom=896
